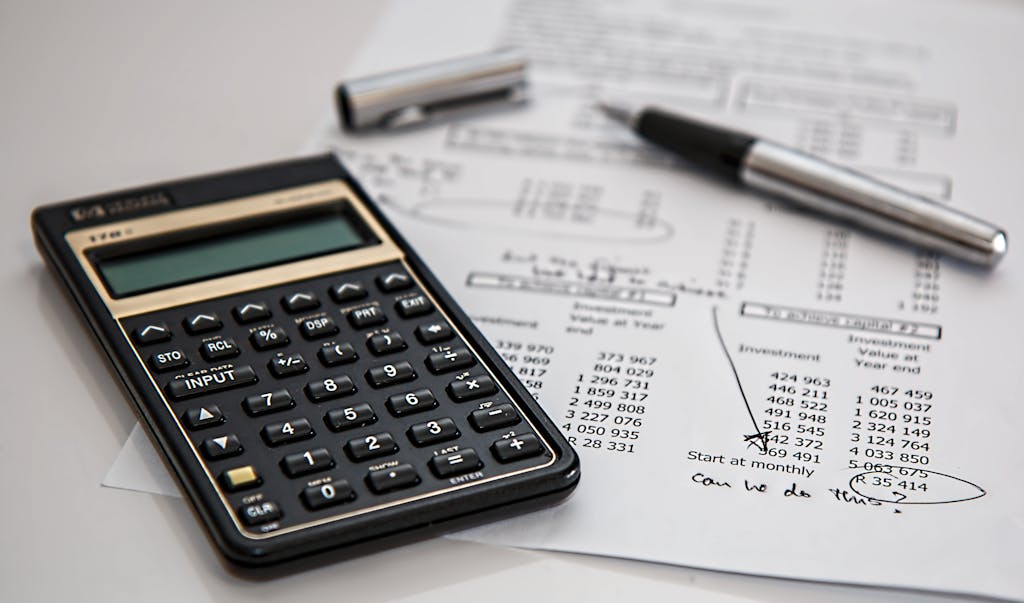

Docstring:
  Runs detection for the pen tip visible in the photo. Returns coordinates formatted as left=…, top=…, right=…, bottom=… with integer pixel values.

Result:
left=594, top=99, right=636, bottom=127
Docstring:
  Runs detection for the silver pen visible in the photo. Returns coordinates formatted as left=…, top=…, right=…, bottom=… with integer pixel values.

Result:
left=597, top=101, right=1007, bottom=267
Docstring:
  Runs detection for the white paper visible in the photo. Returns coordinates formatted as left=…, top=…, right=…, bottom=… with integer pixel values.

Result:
left=104, top=423, right=180, bottom=498
left=109, top=0, right=1024, bottom=599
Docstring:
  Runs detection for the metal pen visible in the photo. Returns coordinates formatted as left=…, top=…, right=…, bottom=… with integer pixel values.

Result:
left=597, top=101, right=1007, bottom=267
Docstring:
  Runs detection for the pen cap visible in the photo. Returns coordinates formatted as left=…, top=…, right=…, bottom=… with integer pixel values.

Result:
left=336, top=47, right=528, bottom=131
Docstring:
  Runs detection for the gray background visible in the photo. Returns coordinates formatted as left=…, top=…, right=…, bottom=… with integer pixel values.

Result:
left=0, top=2, right=975, bottom=601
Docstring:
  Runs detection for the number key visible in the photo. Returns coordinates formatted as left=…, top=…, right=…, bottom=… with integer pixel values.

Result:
left=243, top=389, right=294, bottom=416
left=301, top=480, right=355, bottom=510
left=366, top=361, right=416, bottom=388
left=305, top=375, right=356, bottom=402
left=407, top=418, right=460, bottom=446
left=344, top=432, right=398, bottom=462
left=386, top=388, right=438, bottom=417
left=261, top=418, right=314, bottom=446
left=281, top=447, right=334, bottom=477
left=324, top=403, right=377, bottom=432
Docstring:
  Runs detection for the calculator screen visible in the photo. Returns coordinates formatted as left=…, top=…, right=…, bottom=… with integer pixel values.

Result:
left=95, top=207, right=374, bottom=298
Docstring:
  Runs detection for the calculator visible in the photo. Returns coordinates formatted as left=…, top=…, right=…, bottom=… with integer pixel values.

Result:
left=32, top=155, right=579, bottom=565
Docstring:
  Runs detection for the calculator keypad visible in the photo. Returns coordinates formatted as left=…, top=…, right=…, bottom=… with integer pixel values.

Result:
left=122, top=261, right=554, bottom=535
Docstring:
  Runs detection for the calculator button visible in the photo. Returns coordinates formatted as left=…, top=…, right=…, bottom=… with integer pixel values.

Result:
left=367, top=332, right=407, bottom=355
left=366, top=361, right=416, bottom=388
left=250, top=326, right=289, bottom=350
left=395, top=295, right=433, bottom=318
left=430, top=448, right=482, bottom=478
left=324, top=403, right=377, bottom=432
left=386, top=388, right=438, bottom=417
left=221, top=465, right=261, bottom=491
left=302, top=481, right=355, bottom=510
left=200, top=337, right=240, bottom=361
left=268, top=352, right=309, bottom=378
left=148, top=349, right=189, bottom=372
left=261, top=418, right=314, bottom=446
left=408, top=418, right=460, bottom=447
left=470, top=404, right=521, bottom=431
left=233, top=302, right=271, bottom=324
left=330, top=281, right=368, bottom=303
left=282, top=291, right=320, bottom=313
left=183, top=405, right=224, bottom=430
left=299, top=316, right=339, bottom=340
left=366, top=464, right=419, bottom=493
left=183, top=312, right=222, bottom=335
left=166, top=365, right=257, bottom=400
left=347, top=305, right=387, bottom=329
left=242, top=389, right=294, bottom=416
left=305, top=375, right=357, bottom=402
left=201, top=434, right=243, bottom=459
left=344, top=432, right=398, bottom=462
left=318, top=342, right=358, bottom=366
left=238, top=501, right=281, bottom=526
left=426, top=347, right=476, bottom=374
left=281, top=447, right=335, bottom=477
left=376, top=272, right=413, bottom=293
left=446, top=374, right=497, bottom=402
left=491, top=434, right=543, bottom=463
left=415, top=321, right=454, bottom=344
left=132, top=323, right=171, bottom=345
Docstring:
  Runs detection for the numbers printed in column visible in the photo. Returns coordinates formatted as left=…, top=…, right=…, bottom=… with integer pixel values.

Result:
left=760, top=371, right=832, bottom=465
left=563, top=351, right=656, bottom=454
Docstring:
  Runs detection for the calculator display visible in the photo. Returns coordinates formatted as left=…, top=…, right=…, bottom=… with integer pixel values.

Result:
left=96, top=209, right=373, bottom=297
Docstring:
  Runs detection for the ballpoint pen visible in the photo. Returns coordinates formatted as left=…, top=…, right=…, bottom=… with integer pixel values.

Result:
left=596, top=101, right=1008, bottom=267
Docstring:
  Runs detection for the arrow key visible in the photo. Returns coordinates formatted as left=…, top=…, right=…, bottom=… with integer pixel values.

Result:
left=183, top=405, right=224, bottom=430
left=183, top=312, right=222, bottom=334
left=132, top=322, right=171, bottom=345
left=415, top=321, right=453, bottom=344
left=201, top=434, right=242, bottom=459
left=233, top=302, right=271, bottom=324
left=329, top=281, right=368, bottom=303
left=376, top=272, right=413, bottom=293
left=282, top=291, right=320, bottom=313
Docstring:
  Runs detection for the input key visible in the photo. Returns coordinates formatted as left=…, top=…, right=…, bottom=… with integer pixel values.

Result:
left=166, top=365, right=257, bottom=400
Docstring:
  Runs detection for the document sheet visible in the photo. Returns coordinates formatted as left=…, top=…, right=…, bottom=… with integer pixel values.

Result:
left=108, top=0, right=1024, bottom=599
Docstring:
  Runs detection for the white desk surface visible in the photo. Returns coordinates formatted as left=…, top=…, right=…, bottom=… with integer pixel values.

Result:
left=0, top=2, right=975, bottom=601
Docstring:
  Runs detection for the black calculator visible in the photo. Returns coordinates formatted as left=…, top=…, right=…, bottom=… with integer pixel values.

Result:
left=32, top=155, right=579, bottom=565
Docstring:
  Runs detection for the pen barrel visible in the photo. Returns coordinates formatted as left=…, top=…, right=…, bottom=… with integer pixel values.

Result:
left=635, top=108, right=755, bottom=181
left=740, top=141, right=1007, bottom=266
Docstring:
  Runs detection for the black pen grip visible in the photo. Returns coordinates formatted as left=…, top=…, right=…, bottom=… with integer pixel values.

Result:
left=636, top=108, right=755, bottom=181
